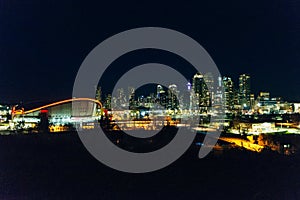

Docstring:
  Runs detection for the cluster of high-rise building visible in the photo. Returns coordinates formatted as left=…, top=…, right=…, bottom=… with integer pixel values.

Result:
left=97, top=72, right=300, bottom=115
left=0, top=72, right=299, bottom=134
left=222, top=74, right=295, bottom=115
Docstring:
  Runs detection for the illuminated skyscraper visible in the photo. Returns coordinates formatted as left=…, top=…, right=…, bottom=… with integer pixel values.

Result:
left=156, top=85, right=165, bottom=98
left=95, top=86, right=102, bottom=102
left=104, top=94, right=112, bottom=110
left=168, top=84, right=179, bottom=109
left=238, top=74, right=251, bottom=108
left=192, top=73, right=205, bottom=95
left=223, top=76, right=234, bottom=111
left=128, top=87, right=136, bottom=109
left=187, top=82, right=192, bottom=91
left=204, top=73, right=214, bottom=107
left=214, top=76, right=223, bottom=107
left=250, top=94, right=255, bottom=108
left=156, top=85, right=167, bottom=107
left=192, top=73, right=208, bottom=108
left=181, top=82, right=192, bottom=110
left=116, top=88, right=126, bottom=108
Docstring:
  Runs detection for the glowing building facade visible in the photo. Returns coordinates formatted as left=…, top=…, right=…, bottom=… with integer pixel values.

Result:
left=239, top=74, right=251, bottom=108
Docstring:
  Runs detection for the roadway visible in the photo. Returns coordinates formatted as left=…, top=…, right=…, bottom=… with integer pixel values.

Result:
left=219, top=137, right=264, bottom=152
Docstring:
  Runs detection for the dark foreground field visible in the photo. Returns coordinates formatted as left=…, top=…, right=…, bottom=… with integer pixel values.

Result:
left=0, top=133, right=300, bottom=200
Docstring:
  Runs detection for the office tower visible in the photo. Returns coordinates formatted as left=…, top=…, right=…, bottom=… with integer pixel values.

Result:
left=233, top=88, right=240, bottom=108
left=95, top=86, right=102, bottom=102
left=168, top=84, right=179, bottom=109
left=157, top=85, right=165, bottom=98
left=204, top=73, right=214, bottom=107
left=156, top=85, right=167, bottom=107
left=180, top=82, right=192, bottom=110
left=187, top=82, right=192, bottom=91
left=250, top=94, right=255, bottom=109
left=214, top=76, right=223, bottom=107
left=223, top=76, right=234, bottom=111
left=104, top=94, right=112, bottom=110
left=128, top=87, right=136, bottom=109
left=192, top=72, right=208, bottom=107
left=239, top=74, right=251, bottom=108
left=192, top=73, right=204, bottom=94
left=128, top=87, right=135, bottom=98
left=116, top=88, right=126, bottom=108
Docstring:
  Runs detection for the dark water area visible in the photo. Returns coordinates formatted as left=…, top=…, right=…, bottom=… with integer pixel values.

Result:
left=0, top=133, right=300, bottom=200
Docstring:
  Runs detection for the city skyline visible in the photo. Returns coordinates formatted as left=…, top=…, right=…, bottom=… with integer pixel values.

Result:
left=0, top=1, right=299, bottom=198
left=92, top=72, right=297, bottom=119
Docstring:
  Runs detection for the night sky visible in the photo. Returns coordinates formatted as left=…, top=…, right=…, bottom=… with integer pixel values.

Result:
left=0, top=0, right=299, bottom=103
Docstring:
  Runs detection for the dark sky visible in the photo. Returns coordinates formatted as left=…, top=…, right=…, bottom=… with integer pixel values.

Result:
left=0, top=0, right=299, bottom=103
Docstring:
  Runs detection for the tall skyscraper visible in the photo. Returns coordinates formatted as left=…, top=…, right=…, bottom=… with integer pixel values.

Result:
left=156, top=85, right=167, bottom=107
left=156, top=85, right=165, bottom=98
left=167, top=84, right=179, bottom=109
left=223, top=76, right=234, bottom=111
left=95, top=86, right=102, bottom=102
left=238, top=74, right=251, bottom=108
left=250, top=94, right=255, bottom=109
left=187, top=82, right=192, bottom=91
left=214, top=76, right=223, bottom=107
left=116, top=88, right=126, bottom=108
left=104, top=94, right=112, bottom=110
left=181, top=82, right=192, bottom=110
left=192, top=73, right=205, bottom=94
left=192, top=72, right=208, bottom=108
left=204, top=73, right=214, bottom=107
left=128, top=87, right=136, bottom=109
